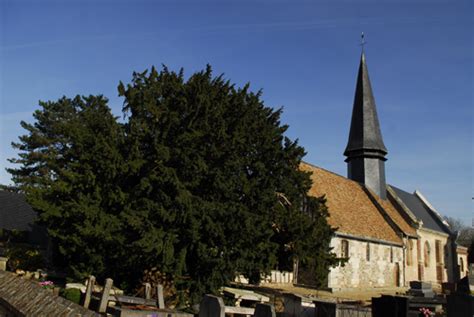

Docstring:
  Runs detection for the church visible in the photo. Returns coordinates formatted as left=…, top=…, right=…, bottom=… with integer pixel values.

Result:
left=298, top=52, right=468, bottom=290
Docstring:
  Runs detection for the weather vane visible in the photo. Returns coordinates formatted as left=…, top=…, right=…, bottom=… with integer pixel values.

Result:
left=360, top=32, right=366, bottom=52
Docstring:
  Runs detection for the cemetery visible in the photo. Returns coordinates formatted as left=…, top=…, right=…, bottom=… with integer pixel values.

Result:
left=1, top=259, right=474, bottom=317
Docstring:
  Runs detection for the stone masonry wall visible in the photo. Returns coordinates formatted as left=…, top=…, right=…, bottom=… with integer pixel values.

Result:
left=417, top=229, right=450, bottom=286
left=328, top=237, right=403, bottom=290
left=0, top=270, right=99, bottom=316
left=404, top=237, right=419, bottom=286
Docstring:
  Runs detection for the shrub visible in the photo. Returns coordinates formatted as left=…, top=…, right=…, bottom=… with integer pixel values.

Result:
left=61, top=288, right=82, bottom=304
left=6, top=244, right=44, bottom=271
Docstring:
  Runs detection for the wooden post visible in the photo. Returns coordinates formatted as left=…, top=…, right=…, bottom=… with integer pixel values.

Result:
left=254, top=303, right=276, bottom=317
left=83, top=275, right=95, bottom=309
left=157, top=284, right=165, bottom=309
left=98, top=278, right=113, bottom=313
left=199, top=294, right=225, bottom=317
left=144, top=282, right=151, bottom=299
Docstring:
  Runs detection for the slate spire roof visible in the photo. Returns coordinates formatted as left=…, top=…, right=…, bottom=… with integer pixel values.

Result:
left=344, top=53, right=387, bottom=159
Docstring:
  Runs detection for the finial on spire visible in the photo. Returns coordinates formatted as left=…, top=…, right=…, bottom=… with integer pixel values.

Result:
left=360, top=32, right=366, bottom=53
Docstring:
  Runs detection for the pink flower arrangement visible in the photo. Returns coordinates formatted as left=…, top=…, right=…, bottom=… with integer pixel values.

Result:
left=39, top=280, right=54, bottom=289
left=419, top=307, right=434, bottom=317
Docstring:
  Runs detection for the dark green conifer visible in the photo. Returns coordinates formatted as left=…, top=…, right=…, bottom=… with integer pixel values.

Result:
left=8, top=66, right=338, bottom=303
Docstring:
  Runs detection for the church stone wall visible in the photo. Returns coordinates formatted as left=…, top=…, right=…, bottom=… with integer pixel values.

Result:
left=404, top=237, right=420, bottom=286
left=328, top=236, right=403, bottom=290
left=417, top=229, right=451, bottom=286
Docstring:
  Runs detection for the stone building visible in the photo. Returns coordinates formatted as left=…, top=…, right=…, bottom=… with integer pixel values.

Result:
left=299, top=52, right=462, bottom=290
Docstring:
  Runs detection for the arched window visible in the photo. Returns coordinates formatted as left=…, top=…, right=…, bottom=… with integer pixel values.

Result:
left=366, top=243, right=370, bottom=261
left=424, top=241, right=431, bottom=267
left=341, top=240, right=349, bottom=258
left=407, top=240, right=413, bottom=266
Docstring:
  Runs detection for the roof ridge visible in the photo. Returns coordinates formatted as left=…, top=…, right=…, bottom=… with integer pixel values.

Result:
left=386, top=185, right=420, bottom=227
left=301, top=161, right=361, bottom=185
left=362, top=185, right=415, bottom=238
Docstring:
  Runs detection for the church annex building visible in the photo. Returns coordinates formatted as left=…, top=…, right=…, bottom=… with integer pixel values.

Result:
left=298, top=52, right=468, bottom=291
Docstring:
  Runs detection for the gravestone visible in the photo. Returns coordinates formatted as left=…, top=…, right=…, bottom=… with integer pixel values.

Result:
left=144, top=282, right=151, bottom=299
left=98, top=278, right=113, bottom=313
left=408, top=281, right=434, bottom=298
left=83, top=275, right=96, bottom=309
left=157, top=284, right=165, bottom=309
left=282, top=293, right=302, bottom=316
left=0, top=257, right=8, bottom=271
left=313, top=299, right=336, bottom=317
left=372, top=295, right=409, bottom=317
left=254, top=303, right=276, bottom=317
left=446, top=293, right=474, bottom=317
left=199, top=294, right=225, bottom=317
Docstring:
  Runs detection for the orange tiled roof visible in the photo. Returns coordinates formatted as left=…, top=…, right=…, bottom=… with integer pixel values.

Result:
left=300, top=162, right=404, bottom=244
left=373, top=193, right=417, bottom=237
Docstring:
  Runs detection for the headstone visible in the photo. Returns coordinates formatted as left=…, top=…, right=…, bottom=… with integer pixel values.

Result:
left=313, top=299, right=336, bottom=317
left=254, top=303, right=276, bottom=317
left=144, top=282, right=151, bottom=299
left=157, top=284, right=165, bottom=309
left=282, top=293, right=302, bottom=316
left=0, top=257, right=8, bottom=271
left=98, top=278, right=113, bottom=313
left=83, top=275, right=95, bottom=309
left=199, top=294, right=225, bottom=317
left=408, top=281, right=434, bottom=298
left=447, top=293, right=474, bottom=317
left=372, top=295, right=409, bottom=317
left=457, top=276, right=470, bottom=293
left=409, top=281, right=431, bottom=289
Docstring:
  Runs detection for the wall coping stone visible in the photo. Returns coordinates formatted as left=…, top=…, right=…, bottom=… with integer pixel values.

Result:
left=0, top=270, right=99, bottom=316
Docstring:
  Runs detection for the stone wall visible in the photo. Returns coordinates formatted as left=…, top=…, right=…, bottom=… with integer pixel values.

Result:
left=416, top=229, right=450, bottom=286
left=404, top=237, right=420, bottom=285
left=328, top=236, right=403, bottom=290
left=0, top=270, right=99, bottom=316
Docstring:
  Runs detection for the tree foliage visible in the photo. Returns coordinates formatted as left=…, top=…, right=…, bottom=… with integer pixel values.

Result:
left=8, top=66, right=337, bottom=303
left=8, top=96, right=126, bottom=279
left=444, top=216, right=474, bottom=248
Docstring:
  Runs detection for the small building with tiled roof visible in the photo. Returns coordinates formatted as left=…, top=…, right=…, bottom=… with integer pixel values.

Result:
left=298, top=50, right=460, bottom=290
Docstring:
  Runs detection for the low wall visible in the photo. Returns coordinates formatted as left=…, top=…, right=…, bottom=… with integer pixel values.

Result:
left=235, top=270, right=294, bottom=285
left=0, top=270, right=99, bottom=316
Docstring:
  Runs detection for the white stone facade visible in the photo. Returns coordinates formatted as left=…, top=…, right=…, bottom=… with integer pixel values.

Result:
left=328, top=236, right=403, bottom=290
left=328, top=228, right=456, bottom=290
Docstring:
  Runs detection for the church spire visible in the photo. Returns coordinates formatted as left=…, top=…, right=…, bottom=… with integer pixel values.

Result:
left=344, top=49, right=388, bottom=199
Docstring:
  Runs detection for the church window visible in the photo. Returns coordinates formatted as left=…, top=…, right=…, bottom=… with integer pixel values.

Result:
left=390, top=247, right=393, bottom=263
left=366, top=243, right=370, bottom=261
left=341, top=240, right=349, bottom=258
left=424, top=241, right=431, bottom=267
left=407, top=240, right=413, bottom=266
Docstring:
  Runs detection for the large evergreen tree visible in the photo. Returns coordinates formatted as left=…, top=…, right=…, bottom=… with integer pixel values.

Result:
left=117, top=66, right=337, bottom=299
left=7, top=96, right=127, bottom=279
left=8, top=66, right=337, bottom=304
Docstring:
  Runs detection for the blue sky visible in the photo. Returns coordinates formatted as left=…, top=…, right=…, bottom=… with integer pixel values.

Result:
left=1, top=0, right=472, bottom=223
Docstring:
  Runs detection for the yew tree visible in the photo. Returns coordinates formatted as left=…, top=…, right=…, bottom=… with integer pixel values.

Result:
left=8, top=66, right=337, bottom=303
left=117, top=66, right=337, bottom=299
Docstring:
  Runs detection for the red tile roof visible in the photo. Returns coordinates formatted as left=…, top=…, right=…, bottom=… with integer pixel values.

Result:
left=301, top=162, right=409, bottom=245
